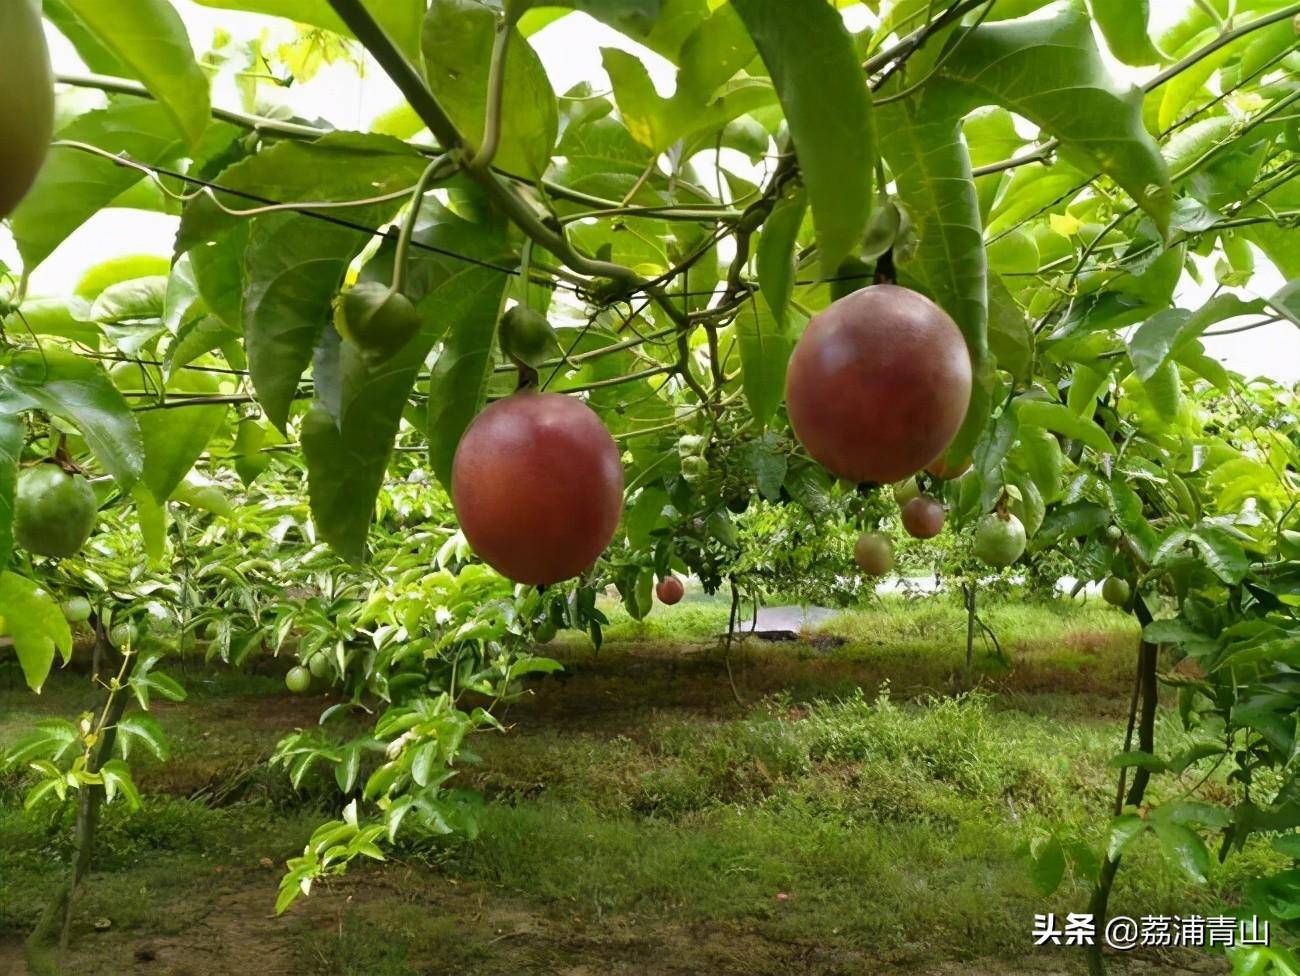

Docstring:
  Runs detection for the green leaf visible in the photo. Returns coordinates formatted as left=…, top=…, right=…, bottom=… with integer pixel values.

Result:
left=309, top=262, right=506, bottom=561
left=191, top=0, right=426, bottom=60
left=0, top=416, right=21, bottom=570
left=732, top=0, right=874, bottom=273
left=876, top=94, right=990, bottom=462
left=1190, top=524, right=1250, bottom=585
left=99, top=759, right=143, bottom=810
left=177, top=133, right=426, bottom=253
left=116, top=714, right=169, bottom=761
left=241, top=214, right=373, bottom=432
left=1108, top=477, right=1158, bottom=561
left=1028, top=833, right=1065, bottom=896
left=734, top=295, right=795, bottom=433
left=132, top=484, right=167, bottom=565
left=1086, top=0, right=1162, bottom=67
left=1107, top=813, right=1148, bottom=861
left=136, top=370, right=227, bottom=501
left=62, top=0, right=210, bottom=146
left=934, top=6, right=1171, bottom=235
left=757, top=184, right=807, bottom=332
left=1153, top=820, right=1211, bottom=883
left=1015, top=398, right=1114, bottom=455
left=422, top=0, right=558, bottom=178
left=10, top=102, right=185, bottom=271
left=0, top=572, right=73, bottom=692
left=0, top=350, right=144, bottom=490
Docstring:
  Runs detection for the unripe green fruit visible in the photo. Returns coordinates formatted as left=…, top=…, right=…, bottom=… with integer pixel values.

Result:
left=0, top=0, right=54, bottom=219
left=499, top=305, right=556, bottom=367
left=110, top=621, right=137, bottom=648
left=677, top=434, right=705, bottom=458
left=1102, top=576, right=1131, bottom=607
left=1105, top=525, right=1123, bottom=542
left=61, top=596, right=92, bottom=624
left=285, top=666, right=311, bottom=694
left=534, top=619, right=557, bottom=644
left=332, top=282, right=420, bottom=360
left=893, top=479, right=921, bottom=507
left=308, top=653, right=331, bottom=679
left=14, top=465, right=97, bottom=558
left=973, top=512, right=1027, bottom=568
left=854, top=532, right=894, bottom=576
left=680, top=455, right=709, bottom=483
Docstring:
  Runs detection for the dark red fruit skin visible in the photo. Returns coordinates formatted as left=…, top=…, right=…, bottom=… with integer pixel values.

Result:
left=451, top=392, right=624, bottom=586
left=901, top=495, right=946, bottom=540
left=656, top=576, right=684, bottom=605
left=785, top=285, right=972, bottom=484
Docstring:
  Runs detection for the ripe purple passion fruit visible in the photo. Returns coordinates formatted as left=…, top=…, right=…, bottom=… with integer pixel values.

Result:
left=451, top=392, right=624, bottom=586
left=785, top=285, right=972, bottom=484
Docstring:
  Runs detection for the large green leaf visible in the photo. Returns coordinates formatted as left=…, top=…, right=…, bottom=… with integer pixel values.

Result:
left=0, top=416, right=21, bottom=570
left=1086, top=0, right=1162, bottom=67
left=735, top=295, right=795, bottom=433
left=517, top=0, right=661, bottom=37
left=308, top=264, right=507, bottom=559
left=601, top=48, right=773, bottom=154
left=136, top=371, right=228, bottom=502
left=11, top=101, right=185, bottom=271
left=62, top=0, right=210, bottom=146
left=176, top=133, right=427, bottom=253
left=934, top=6, right=1171, bottom=235
left=0, top=351, right=144, bottom=490
left=240, top=213, right=372, bottom=432
left=756, top=184, right=807, bottom=332
left=190, top=0, right=426, bottom=60
left=0, top=572, right=73, bottom=692
left=1015, top=398, right=1114, bottom=455
left=422, top=0, right=558, bottom=178
left=876, top=95, right=992, bottom=460
left=732, top=0, right=875, bottom=273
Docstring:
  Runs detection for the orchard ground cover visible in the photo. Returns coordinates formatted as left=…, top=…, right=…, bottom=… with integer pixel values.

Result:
left=0, top=593, right=1276, bottom=975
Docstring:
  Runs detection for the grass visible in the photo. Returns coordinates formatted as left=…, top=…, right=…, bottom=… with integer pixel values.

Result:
left=0, top=591, right=1274, bottom=974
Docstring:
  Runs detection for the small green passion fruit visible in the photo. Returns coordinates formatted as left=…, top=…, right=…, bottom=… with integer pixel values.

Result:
left=0, top=0, right=54, bottom=219
left=892, top=479, right=921, bottom=507
left=14, top=464, right=97, bottom=558
left=973, top=512, right=1027, bottom=568
left=308, top=653, right=332, bottom=679
left=61, top=596, right=92, bottom=624
left=285, top=666, right=312, bottom=694
left=110, top=621, right=138, bottom=649
left=332, top=282, right=420, bottom=361
left=1102, top=576, right=1131, bottom=607
left=854, top=532, right=894, bottom=576
left=499, top=305, right=559, bottom=368
left=534, top=619, right=558, bottom=644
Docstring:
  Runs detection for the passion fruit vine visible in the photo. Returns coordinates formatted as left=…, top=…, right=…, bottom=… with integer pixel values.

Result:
left=0, top=0, right=54, bottom=219
left=785, top=285, right=972, bottom=485
left=13, top=464, right=97, bottom=558
left=451, top=391, right=624, bottom=586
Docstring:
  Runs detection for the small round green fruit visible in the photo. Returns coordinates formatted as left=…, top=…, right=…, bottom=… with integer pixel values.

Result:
left=109, top=621, right=138, bottom=648
left=308, top=653, right=331, bottom=679
left=333, top=282, right=420, bottom=360
left=854, top=532, right=894, bottom=576
left=285, top=666, right=312, bottom=694
left=61, top=596, right=92, bottom=624
left=893, top=479, right=921, bottom=507
left=1102, top=576, right=1131, bottom=607
left=534, top=619, right=557, bottom=644
left=974, top=512, right=1027, bottom=568
left=14, top=465, right=97, bottom=558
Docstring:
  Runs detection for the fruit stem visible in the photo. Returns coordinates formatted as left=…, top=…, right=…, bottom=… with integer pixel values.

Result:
left=391, top=157, right=455, bottom=295
left=468, top=15, right=512, bottom=172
